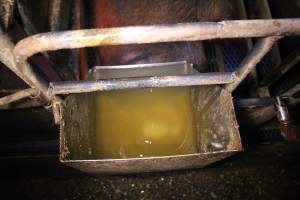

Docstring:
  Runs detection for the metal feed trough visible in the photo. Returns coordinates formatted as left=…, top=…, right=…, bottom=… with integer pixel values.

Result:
left=1, top=19, right=300, bottom=173
left=59, top=61, right=240, bottom=173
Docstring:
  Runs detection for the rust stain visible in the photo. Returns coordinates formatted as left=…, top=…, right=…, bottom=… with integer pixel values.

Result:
left=273, top=20, right=282, bottom=27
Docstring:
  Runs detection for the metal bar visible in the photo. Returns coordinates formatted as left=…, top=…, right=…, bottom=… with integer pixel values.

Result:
left=69, top=0, right=83, bottom=79
left=49, top=73, right=236, bottom=95
left=246, top=0, right=282, bottom=68
left=49, top=0, right=62, bottom=31
left=282, top=83, right=300, bottom=106
left=0, top=89, right=23, bottom=93
left=14, top=19, right=300, bottom=61
left=260, top=45, right=300, bottom=86
left=11, top=19, right=300, bottom=98
left=225, top=36, right=281, bottom=92
left=0, top=100, right=42, bottom=110
left=0, top=30, right=24, bottom=80
left=0, top=0, right=15, bottom=31
left=0, top=88, right=38, bottom=106
left=239, top=83, right=300, bottom=127
left=234, top=97, right=274, bottom=108
left=275, top=97, right=300, bottom=142
left=0, top=31, right=50, bottom=103
left=92, top=61, right=189, bottom=70
left=236, top=0, right=253, bottom=51
left=16, top=0, right=38, bottom=35
left=236, top=0, right=257, bottom=85
left=90, top=61, right=195, bottom=80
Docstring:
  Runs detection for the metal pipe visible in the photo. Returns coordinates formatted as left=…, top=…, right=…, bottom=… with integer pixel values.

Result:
left=0, top=31, right=25, bottom=80
left=14, top=19, right=300, bottom=61
left=0, top=100, right=42, bottom=110
left=234, top=97, right=274, bottom=108
left=49, top=0, right=62, bottom=31
left=0, top=88, right=38, bottom=106
left=0, top=0, right=15, bottom=31
left=240, top=82, right=300, bottom=127
left=275, top=96, right=300, bottom=142
left=11, top=19, right=300, bottom=99
left=260, top=45, right=300, bottom=87
left=16, top=0, right=38, bottom=35
left=225, top=36, right=281, bottom=92
left=0, top=31, right=50, bottom=103
left=11, top=20, right=300, bottom=91
left=49, top=73, right=236, bottom=95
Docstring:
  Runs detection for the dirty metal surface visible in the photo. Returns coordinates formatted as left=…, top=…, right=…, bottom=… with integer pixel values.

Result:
left=49, top=73, right=236, bottom=96
left=60, top=93, right=96, bottom=161
left=195, top=87, right=241, bottom=153
left=60, top=85, right=241, bottom=174
left=64, top=151, right=237, bottom=175
left=89, top=61, right=196, bottom=80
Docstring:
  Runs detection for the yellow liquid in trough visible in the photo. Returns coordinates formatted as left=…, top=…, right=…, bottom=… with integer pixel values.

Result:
left=95, top=87, right=197, bottom=159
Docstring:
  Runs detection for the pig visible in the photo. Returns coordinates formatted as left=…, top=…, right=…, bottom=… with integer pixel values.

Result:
left=91, top=0, right=234, bottom=70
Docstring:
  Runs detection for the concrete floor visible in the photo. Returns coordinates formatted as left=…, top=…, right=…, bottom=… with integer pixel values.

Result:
left=0, top=142, right=299, bottom=200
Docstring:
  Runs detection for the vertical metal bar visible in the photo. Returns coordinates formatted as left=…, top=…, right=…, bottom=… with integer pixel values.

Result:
left=246, top=0, right=282, bottom=86
left=0, top=0, right=15, bottom=31
left=236, top=0, right=258, bottom=89
left=49, top=0, right=62, bottom=31
left=70, top=0, right=84, bottom=79
left=0, top=30, right=33, bottom=85
left=16, top=0, right=38, bottom=35
left=225, top=36, right=281, bottom=93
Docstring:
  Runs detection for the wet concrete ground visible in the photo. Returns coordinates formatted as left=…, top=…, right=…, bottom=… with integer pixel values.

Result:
left=0, top=142, right=299, bottom=200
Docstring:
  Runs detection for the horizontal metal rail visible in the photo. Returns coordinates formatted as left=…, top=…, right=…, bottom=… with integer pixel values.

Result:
left=7, top=19, right=300, bottom=100
left=49, top=73, right=236, bottom=95
left=50, top=37, right=279, bottom=95
left=0, top=88, right=38, bottom=106
left=14, top=19, right=300, bottom=60
left=0, top=100, right=42, bottom=110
